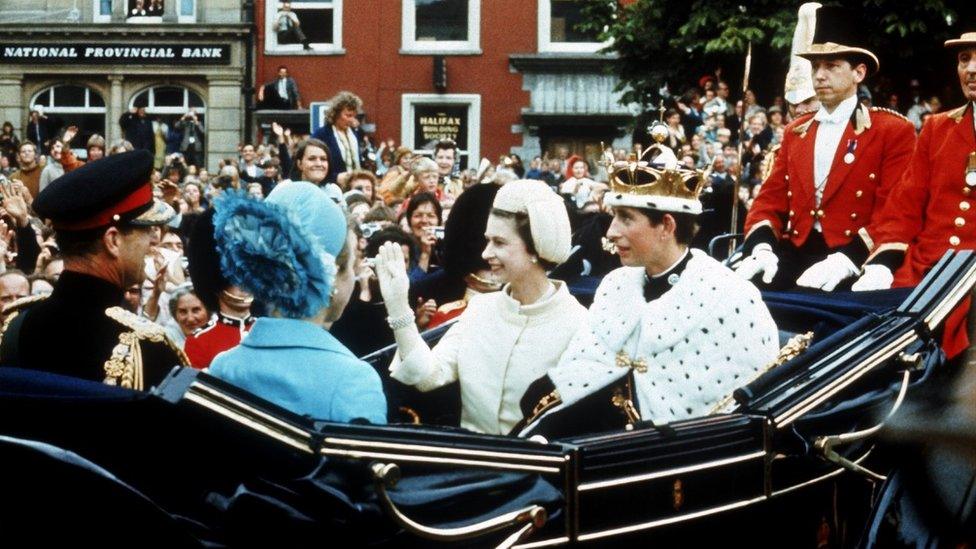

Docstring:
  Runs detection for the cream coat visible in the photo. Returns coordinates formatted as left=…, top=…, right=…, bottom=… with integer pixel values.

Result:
left=390, top=281, right=587, bottom=435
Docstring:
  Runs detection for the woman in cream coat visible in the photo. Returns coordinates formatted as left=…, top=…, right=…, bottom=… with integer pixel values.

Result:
left=375, top=180, right=586, bottom=435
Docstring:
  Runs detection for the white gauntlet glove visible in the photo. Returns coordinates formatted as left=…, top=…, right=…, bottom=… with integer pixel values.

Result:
left=796, top=252, right=859, bottom=291
left=851, top=264, right=894, bottom=292
left=375, top=241, right=413, bottom=320
left=734, top=243, right=779, bottom=284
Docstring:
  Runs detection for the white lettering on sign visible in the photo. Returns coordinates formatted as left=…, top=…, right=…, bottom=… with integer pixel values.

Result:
left=3, top=46, right=79, bottom=58
left=181, top=47, right=222, bottom=58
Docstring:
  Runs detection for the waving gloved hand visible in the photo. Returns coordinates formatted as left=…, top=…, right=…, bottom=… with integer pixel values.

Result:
left=796, top=252, right=859, bottom=291
left=734, top=243, right=780, bottom=284
left=375, top=241, right=413, bottom=319
left=851, top=264, right=894, bottom=292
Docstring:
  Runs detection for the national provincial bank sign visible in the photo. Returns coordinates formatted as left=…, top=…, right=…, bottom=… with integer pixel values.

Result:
left=0, top=44, right=230, bottom=65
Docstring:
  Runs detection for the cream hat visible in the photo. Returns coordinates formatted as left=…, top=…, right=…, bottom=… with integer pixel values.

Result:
left=492, top=179, right=572, bottom=265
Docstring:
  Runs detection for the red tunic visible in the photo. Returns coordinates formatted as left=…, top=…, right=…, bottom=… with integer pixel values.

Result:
left=868, top=103, right=976, bottom=357
left=184, top=312, right=255, bottom=369
left=745, top=105, right=916, bottom=252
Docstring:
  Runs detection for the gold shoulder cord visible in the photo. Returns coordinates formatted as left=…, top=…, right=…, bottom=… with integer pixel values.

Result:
left=759, top=144, right=780, bottom=184
left=0, top=294, right=49, bottom=348
left=103, top=307, right=191, bottom=390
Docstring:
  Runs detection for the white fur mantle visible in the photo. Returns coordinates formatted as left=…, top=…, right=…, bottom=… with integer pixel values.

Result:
left=545, top=249, right=779, bottom=425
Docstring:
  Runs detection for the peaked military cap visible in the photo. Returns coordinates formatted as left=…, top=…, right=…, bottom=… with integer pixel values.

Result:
left=33, top=149, right=175, bottom=231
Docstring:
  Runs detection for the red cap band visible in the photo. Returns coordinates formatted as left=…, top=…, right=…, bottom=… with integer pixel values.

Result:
left=53, top=183, right=153, bottom=231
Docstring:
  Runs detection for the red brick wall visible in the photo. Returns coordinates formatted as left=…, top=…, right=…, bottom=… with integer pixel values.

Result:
left=254, top=0, right=535, bottom=159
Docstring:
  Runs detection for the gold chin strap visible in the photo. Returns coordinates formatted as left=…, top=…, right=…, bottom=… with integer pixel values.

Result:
left=221, top=289, right=255, bottom=307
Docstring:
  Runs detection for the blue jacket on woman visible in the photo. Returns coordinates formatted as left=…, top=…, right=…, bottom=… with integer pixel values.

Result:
left=209, top=317, right=387, bottom=424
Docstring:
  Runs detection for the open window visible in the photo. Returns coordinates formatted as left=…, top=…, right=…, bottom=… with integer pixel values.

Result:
left=30, top=85, right=106, bottom=159
left=265, top=1, right=343, bottom=54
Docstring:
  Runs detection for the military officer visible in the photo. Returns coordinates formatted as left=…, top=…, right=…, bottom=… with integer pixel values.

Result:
left=736, top=6, right=916, bottom=291
left=0, top=150, right=189, bottom=389
left=849, top=32, right=976, bottom=357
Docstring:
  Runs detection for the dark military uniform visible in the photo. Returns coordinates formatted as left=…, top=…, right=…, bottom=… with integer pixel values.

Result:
left=0, top=149, right=188, bottom=389
left=0, top=272, right=187, bottom=390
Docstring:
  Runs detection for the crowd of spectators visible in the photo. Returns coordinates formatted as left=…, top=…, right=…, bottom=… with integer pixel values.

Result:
left=0, top=74, right=946, bottom=427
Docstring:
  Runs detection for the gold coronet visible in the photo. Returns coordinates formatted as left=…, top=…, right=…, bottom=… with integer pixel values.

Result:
left=599, top=142, right=705, bottom=203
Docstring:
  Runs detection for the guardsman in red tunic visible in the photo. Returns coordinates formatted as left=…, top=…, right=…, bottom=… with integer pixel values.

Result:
left=184, top=308, right=254, bottom=369
left=849, top=32, right=976, bottom=357
left=736, top=6, right=916, bottom=290
left=184, top=208, right=255, bottom=368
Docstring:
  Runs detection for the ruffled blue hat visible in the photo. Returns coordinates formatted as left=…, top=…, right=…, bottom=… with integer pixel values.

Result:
left=212, top=182, right=347, bottom=319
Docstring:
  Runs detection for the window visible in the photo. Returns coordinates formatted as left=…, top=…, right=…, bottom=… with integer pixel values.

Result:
left=401, top=94, right=480, bottom=169
left=127, top=0, right=164, bottom=23
left=538, top=0, right=609, bottom=53
left=179, top=0, right=196, bottom=23
left=130, top=86, right=205, bottom=115
left=30, top=85, right=106, bottom=158
left=93, top=0, right=112, bottom=22
left=402, top=0, right=480, bottom=54
left=129, top=86, right=206, bottom=162
left=265, top=1, right=343, bottom=54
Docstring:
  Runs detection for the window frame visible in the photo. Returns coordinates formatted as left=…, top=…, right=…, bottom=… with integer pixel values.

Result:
left=128, top=85, right=207, bottom=117
left=401, top=0, right=481, bottom=55
left=30, top=85, right=107, bottom=159
left=31, top=85, right=106, bottom=114
left=178, top=0, right=197, bottom=23
left=93, top=0, right=112, bottom=22
left=537, top=0, right=610, bottom=53
left=264, top=0, right=344, bottom=55
left=401, top=93, right=480, bottom=170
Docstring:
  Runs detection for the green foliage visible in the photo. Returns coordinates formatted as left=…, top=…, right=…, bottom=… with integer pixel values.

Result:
left=579, top=0, right=976, bottom=108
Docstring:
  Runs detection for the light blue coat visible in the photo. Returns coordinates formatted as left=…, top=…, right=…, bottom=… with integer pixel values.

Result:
left=209, top=317, right=387, bottom=424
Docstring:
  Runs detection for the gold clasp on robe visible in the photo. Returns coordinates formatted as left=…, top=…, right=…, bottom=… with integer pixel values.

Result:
left=615, top=351, right=647, bottom=374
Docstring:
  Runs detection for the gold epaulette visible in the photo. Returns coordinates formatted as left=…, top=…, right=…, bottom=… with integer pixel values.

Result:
left=870, top=106, right=911, bottom=123
left=791, top=113, right=816, bottom=137
left=948, top=104, right=969, bottom=123
left=0, top=294, right=49, bottom=347
left=759, top=144, right=780, bottom=183
left=103, top=306, right=190, bottom=390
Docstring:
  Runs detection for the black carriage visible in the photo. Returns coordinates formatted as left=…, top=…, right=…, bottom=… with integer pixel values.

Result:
left=1, top=251, right=975, bottom=547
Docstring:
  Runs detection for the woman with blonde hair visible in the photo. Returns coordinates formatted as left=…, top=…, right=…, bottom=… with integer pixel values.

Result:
left=310, top=90, right=364, bottom=184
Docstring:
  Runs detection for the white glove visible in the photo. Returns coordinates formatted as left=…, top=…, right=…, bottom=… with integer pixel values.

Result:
left=734, top=243, right=779, bottom=284
left=375, top=241, right=412, bottom=318
left=851, top=264, right=894, bottom=292
left=796, top=252, right=859, bottom=291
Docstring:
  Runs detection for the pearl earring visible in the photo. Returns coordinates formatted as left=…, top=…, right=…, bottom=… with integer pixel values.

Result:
left=531, top=257, right=539, bottom=264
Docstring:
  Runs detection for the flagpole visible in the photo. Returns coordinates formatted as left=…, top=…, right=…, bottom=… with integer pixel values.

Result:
left=729, top=41, right=753, bottom=257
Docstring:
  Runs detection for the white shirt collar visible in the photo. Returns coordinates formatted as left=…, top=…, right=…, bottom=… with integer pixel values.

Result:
left=814, top=94, right=859, bottom=125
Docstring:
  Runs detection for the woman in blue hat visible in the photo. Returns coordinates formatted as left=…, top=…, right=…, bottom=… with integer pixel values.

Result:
left=207, top=182, right=386, bottom=424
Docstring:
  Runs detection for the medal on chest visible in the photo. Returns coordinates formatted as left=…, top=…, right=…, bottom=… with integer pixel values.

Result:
left=843, top=139, right=858, bottom=165
left=966, top=152, right=976, bottom=187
